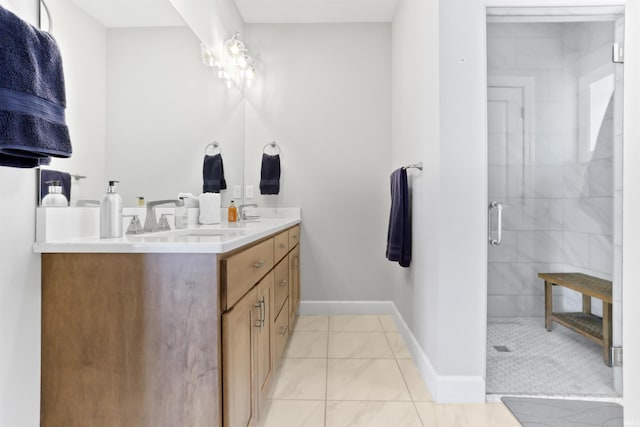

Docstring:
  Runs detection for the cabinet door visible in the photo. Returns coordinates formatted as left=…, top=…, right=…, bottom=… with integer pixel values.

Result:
left=289, top=246, right=300, bottom=327
left=256, top=272, right=274, bottom=411
left=222, top=287, right=258, bottom=427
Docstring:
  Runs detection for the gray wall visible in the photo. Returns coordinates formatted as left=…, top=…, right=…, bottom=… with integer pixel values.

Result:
left=244, top=23, right=395, bottom=301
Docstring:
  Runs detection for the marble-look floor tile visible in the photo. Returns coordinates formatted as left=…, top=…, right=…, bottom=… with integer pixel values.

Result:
left=329, top=315, right=384, bottom=332
left=386, top=332, right=412, bottom=358
left=414, top=402, right=438, bottom=425
left=328, top=332, right=393, bottom=358
left=294, top=315, right=329, bottom=332
left=270, top=358, right=327, bottom=400
left=258, top=400, right=325, bottom=427
left=435, top=403, right=521, bottom=427
left=378, top=315, right=398, bottom=332
left=396, top=359, right=432, bottom=401
left=325, top=401, right=422, bottom=427
left=286, top=331, right=328, bottom=358
left=327, top=359, right=411, bottom=401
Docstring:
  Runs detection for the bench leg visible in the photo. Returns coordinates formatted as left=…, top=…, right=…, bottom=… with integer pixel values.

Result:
left=582, top=294, right=591, bottom=314
left=603, top=302, right=612, bottom=366
left=545, top=281, right=553, bottom=331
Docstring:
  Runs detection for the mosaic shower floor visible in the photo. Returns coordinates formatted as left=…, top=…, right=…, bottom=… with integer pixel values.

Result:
left=486, top=317, right=615, bottom=396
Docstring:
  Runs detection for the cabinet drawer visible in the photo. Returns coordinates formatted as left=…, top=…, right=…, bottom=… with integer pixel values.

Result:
left=288, top=225, right=300, bottom=248
left=273, top=299, right=289, bottom=362
left=273, top=257, right=289, bottom=318
left=274, top=231, right=289, bottom=263
left=223, top=238, right=274, bottom=309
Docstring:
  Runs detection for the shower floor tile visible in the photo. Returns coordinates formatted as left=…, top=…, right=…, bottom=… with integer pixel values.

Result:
left=487, top=317, right=615, bottom=396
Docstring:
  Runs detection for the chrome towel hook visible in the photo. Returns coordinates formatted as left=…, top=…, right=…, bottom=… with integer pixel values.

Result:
left=263, top=141, right=281, bottom=155
left=204, top=141, right=221, bottom=155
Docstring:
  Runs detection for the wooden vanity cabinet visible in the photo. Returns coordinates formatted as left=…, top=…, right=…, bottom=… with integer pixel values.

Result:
left=222, top=272, right=273, bottom=427
left=40, top=224, right=300, bottom=427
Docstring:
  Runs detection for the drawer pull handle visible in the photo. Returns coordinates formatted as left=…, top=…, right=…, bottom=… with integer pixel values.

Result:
left=292, top=235, right=298, bottom=239
left=279, top=280, right=288, bottom=287
left=253, top=260, right=265, bottom=269
left=279, top=243, right=287, bottom=248
left=280, top=326, right=288, bottom=335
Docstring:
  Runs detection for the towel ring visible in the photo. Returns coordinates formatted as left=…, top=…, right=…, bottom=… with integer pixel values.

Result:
left=204, top=141, right=221, bottom=155
left=263, top=141, right=281, bottom=155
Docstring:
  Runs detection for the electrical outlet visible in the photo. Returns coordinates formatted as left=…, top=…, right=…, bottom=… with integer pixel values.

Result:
left=233, top=185, right=242, bottom=198
left=245, top=185, right=254, bottom=199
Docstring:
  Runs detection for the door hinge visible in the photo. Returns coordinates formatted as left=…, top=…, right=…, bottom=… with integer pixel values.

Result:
left=612, top=43, right=624, bottom=64
left=611, top=346, right=623, bottom=367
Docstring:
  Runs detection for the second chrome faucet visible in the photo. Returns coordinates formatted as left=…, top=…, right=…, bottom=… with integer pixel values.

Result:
left=143, top=199, right=185, bottom=232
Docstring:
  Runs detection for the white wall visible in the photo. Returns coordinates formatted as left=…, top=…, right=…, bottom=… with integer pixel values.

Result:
left=0, top=1, right=43, bottom=425
left=622, top=2, right=640, bottom=423
left=243, top=23, right=395, bottom=301
left=392, top=0, right=639, bottom=411
left=390, top=0, right=443, bottom=396
left=105, top=26, right=244, bottom=205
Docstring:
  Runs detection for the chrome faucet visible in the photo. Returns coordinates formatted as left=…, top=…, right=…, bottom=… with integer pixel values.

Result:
left=143, top=199, right=184, bottom=232
left=238, top=204, right=259, bottom=221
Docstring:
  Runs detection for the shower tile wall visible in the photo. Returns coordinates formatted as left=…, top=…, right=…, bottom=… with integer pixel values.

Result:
left=487, top=22, right=617, bottom=318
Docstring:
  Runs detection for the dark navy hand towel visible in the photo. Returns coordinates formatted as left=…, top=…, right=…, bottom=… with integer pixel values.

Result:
left=202, top=154, right=227, bottom=193
left=386, top=168, right=411, bottom=267
left=260, top=153, right=281, bottom=195
left=0, top=5, right=72, bottom=168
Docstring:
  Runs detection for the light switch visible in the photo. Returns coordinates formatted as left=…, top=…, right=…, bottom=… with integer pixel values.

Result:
left=233, top=185, right=242, bottom=198
left=245, top=185, right=254, bottom=199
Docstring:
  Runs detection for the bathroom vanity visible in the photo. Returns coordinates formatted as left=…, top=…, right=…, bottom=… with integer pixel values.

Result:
left=34, top=214, right=300, bottom=427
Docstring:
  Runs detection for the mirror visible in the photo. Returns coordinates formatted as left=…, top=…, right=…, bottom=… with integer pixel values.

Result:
left=42, top=0, right=244, bottom=207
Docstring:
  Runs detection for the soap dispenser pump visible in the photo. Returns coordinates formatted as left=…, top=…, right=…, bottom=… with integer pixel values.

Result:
left=41, top=181, right=68, bottom=207
left=100, top=180, right=123, bottom=238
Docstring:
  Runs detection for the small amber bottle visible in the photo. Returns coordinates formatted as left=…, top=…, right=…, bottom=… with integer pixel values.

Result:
left=228, top=200, right=238, bottom=223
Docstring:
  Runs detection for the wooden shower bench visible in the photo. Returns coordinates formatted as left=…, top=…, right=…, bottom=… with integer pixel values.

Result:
left=538, top=272, right=612, bottom=366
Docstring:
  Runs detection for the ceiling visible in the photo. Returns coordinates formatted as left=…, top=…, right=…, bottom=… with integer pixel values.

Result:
left=69, top=0, right=399, bottom=27
left=234, top=0, right=399, bottom=23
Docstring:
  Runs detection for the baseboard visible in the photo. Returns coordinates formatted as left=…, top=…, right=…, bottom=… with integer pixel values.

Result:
left=298, top=300, right=486, bottom=403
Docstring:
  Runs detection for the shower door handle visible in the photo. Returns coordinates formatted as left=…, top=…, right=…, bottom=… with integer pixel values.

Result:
left=488, top=201, right=503, bottom=246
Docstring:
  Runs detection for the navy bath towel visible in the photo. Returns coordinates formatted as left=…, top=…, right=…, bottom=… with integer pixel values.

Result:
left=386, top=168, right=411, bottom=267
left=203, top=153, right=227, bottom=193
left=0, top=5, right=72, bottom=168
left=260, top=153, right=281, bottom=195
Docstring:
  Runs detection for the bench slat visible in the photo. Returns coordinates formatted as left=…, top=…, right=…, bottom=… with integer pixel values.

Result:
left=538, top=272, right=612, bottom=303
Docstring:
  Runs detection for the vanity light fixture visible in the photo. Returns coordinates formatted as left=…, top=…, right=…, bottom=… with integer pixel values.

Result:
left=201, top=33, right=257, bottom=89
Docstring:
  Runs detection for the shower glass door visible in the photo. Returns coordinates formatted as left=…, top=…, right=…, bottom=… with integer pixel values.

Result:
left=486, top=15, right=622, bottom=396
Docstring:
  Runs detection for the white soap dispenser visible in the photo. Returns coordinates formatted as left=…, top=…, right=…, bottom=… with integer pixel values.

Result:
left=100, top=180, right=123, bottom=238
left=41, top=181, right=68, bottom=206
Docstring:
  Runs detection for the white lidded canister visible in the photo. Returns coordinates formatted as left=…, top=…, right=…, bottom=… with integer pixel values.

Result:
left=100, top=180, right=123, bottom=238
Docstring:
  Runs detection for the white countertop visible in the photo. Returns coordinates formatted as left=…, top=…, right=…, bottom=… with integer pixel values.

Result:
left=33, top=207, right=301, bottom=254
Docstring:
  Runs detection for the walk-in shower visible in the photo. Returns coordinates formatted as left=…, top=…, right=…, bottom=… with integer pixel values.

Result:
left=485, top=6, right=624, bottom=397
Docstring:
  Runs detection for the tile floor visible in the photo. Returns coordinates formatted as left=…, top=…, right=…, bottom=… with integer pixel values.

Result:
left=487, top=317, right=615, bottom=396
left=259, top=315, right=521, bottom=427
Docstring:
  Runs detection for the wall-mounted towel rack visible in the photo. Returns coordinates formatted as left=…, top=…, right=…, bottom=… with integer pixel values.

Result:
left=263, top=141, right=281, bottom=155
left=204, top=141, right=221, bottom=155
left=402, top=161, right=423, bottom=171
left=71, top=174, right=86, bottom=181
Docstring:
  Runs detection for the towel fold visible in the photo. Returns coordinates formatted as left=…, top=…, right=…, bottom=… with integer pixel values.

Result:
left=198, top=193, right=221, bottom=225
left=260, top=153, right=281, bottom=195
left=0, top=5, right=72, bottom=168
left=202, top=154, right=227, bottom=193
left=386, top=168, right=411, bottom=267
left=40, top=169, right=71, bottom=204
